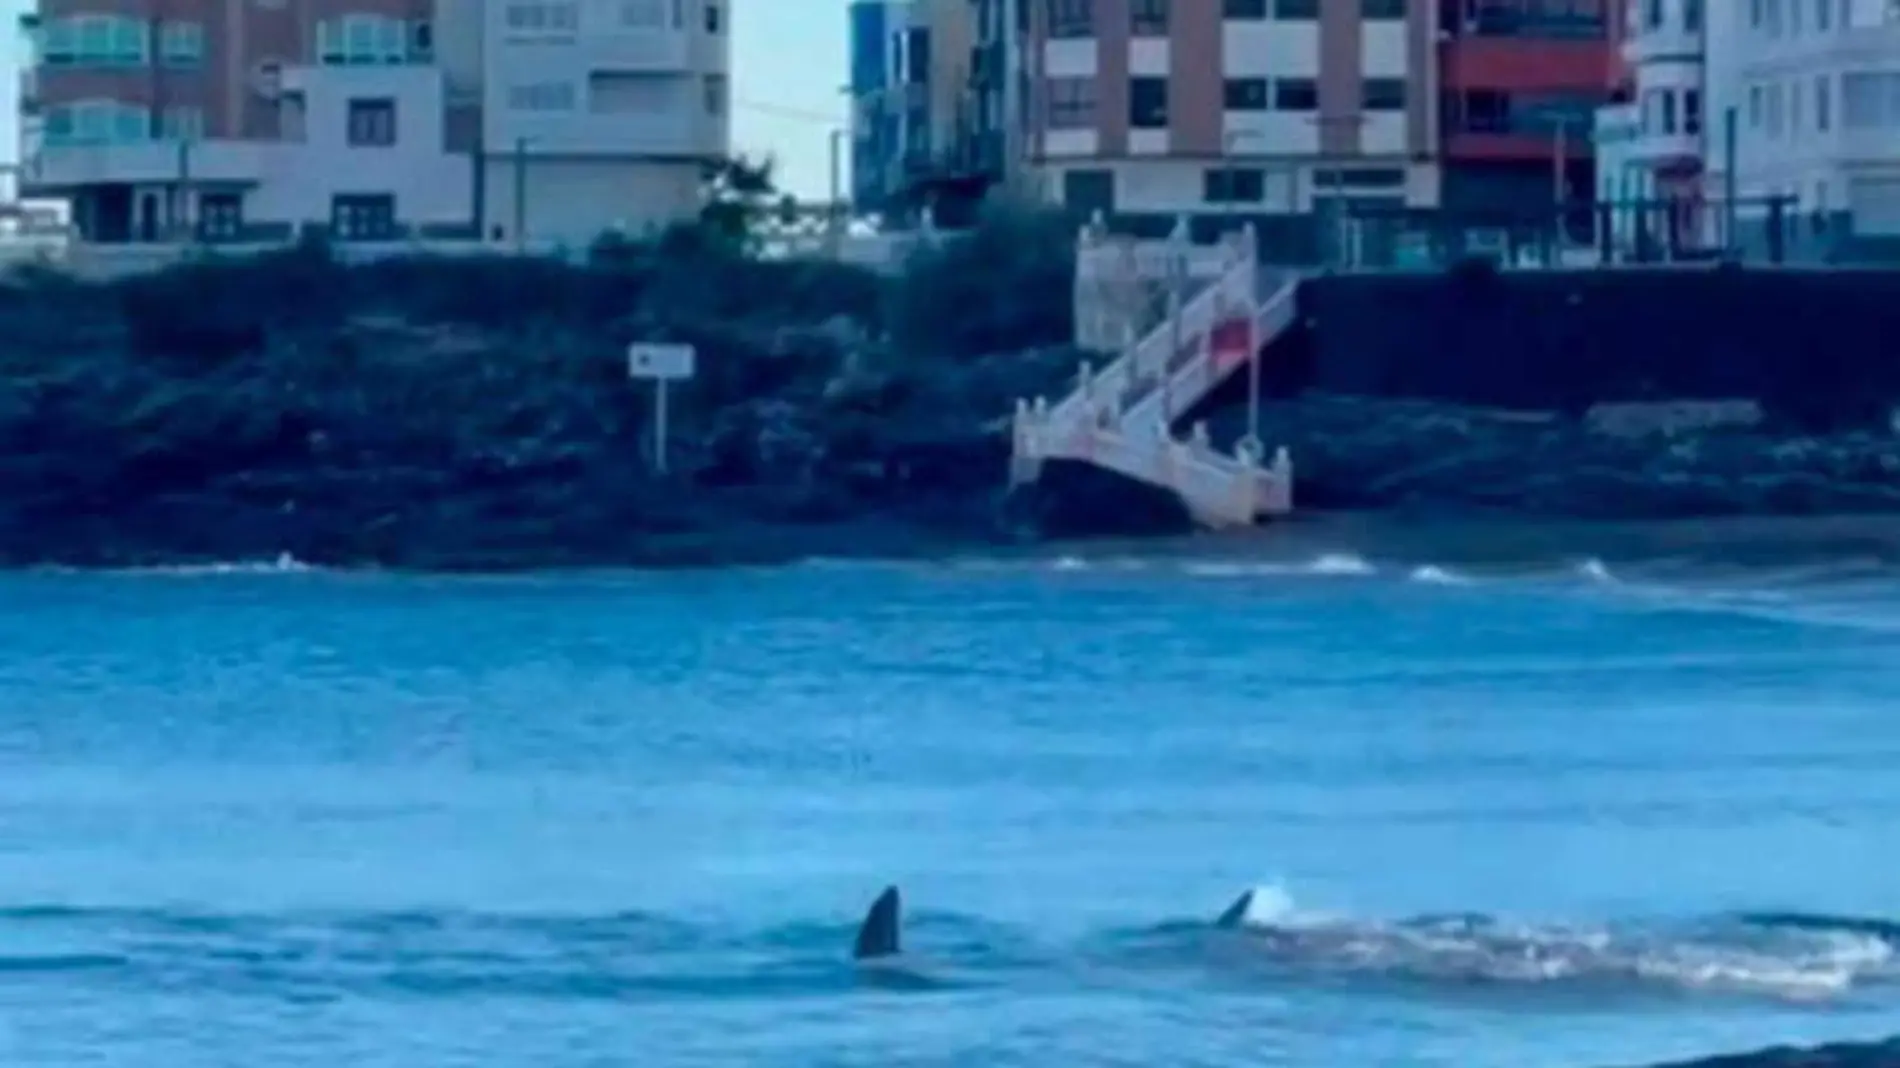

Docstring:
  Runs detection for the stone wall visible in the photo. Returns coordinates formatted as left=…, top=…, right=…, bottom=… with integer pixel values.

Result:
left=1291, top=264, right=1900, bottom=430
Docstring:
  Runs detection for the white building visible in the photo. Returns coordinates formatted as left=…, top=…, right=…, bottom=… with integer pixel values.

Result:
left=1715, top=0, right=1900, bottom=257
left=19, top=0, right=730, bottom=251
left=462, top=0, right=729, bottom=247
left=1599, top=0, right=1900, bottom=261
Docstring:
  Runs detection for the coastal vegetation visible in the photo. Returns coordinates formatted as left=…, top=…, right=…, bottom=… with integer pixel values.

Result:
left=3, top=156, right=1899, bottom=569
left=0, top=159, right=1099, bottom=568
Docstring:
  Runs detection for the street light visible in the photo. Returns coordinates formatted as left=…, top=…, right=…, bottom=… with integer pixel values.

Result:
left=1223, top=129, right=1267, bottom=458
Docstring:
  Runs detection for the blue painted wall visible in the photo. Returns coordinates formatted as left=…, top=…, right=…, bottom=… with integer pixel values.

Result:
left=848, top=0, right=897, bottom=208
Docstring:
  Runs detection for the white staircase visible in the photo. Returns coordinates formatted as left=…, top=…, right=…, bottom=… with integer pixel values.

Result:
left=1010, top=218, right=1301, bottom=529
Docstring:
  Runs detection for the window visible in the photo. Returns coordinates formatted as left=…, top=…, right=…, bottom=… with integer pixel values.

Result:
left=1273, top=0, right=1318, bottom=17
left=1224, top=77, right=1268, bottom=111
left=1815, top=74, right=1831, bottom=131
left=346, top=98, right=397, bottom=145
left=317, top=15, right=412, bottom=63
left=1224, top=0, right=1267, bottom=15
left=1129, top=76, right=1168, bottom=128
left=1644, top=0, right=1662, bottom=29
left=160, top=105, right=203, bottom=141
left=43, top=99, right=148, bottom=145
left=160, top=22, right=203, bottom=67
left=704, top=73, right=726, bottom=115
left=619, top=0, right=665, bottom=27
left=705, top=2, right=721, bottom=32
left=1684, top=87, right=1703, bottom=135
left=1273, top=78, right=1317, bottom=111
left=1660, top=88, right=1676, bottom=133
left=1061, top=168, right=1113, bottom=213
left=1841, top=72, right=1900, bottom=129
left=1046, top=76, right=1095, bottom=127
left=1685, top=0, right=1703, bottom=30
left=1363, top=77, right=1404, bottom=110
left=503, top=1, right=579, bottom=35
left=1048, top=0, right=1092, bottom=37
left=1816, top=0, right=1830, bottom=30
left=507, top=81, right=575, bottom=110
left=198, top=193, right=243, bottom=242
left=331, top=194, right=397, bottom=241
left=1204, top=167, right=1265, bottom=203
left=37, top=16, right=148, bottom=68
left=1131, top=0, right=1167, bottom=34
left=1362, top=0, right=1404, bottom=16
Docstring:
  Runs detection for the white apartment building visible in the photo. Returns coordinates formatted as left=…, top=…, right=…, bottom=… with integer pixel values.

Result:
left=20, top=0, right=730, bottom=250
left=1600, top=0, right=1900, bottom=259
left=1715, top=0, right=1900, bottom=255
left=458, top=0, right=729, bottom=246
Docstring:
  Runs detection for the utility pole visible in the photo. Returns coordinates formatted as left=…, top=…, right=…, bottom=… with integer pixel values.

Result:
left=512, top=136, right=527, bottom=252
left=1723, top=106, right=1739, bottom=257
left=176, top=136, right=193, bottom=245
left=1553, top=116, right=1569, bottom=256
left=1224, top=129, right=1264, bottom=456
left=1308, top=115, right=1365, bottom=268
left=827, top=126, right=845, bottom=256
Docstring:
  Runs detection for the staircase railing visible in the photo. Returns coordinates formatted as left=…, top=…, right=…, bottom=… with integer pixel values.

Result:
left=1011, top=216, right=1296, bottom=527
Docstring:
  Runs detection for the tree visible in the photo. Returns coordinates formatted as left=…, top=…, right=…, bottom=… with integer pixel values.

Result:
left=696, top=154, right=783, bottom=254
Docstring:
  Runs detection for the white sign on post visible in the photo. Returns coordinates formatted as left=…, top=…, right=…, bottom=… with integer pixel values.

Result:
left=627, top=343, right=697, bottom=474
left=627, top=343, right=696, bottom=381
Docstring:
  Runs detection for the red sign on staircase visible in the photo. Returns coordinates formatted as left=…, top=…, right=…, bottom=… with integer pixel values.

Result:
left=1209, top=316, right=1254, bottom=374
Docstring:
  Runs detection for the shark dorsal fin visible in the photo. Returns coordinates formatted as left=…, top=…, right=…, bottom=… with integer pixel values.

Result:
left=853, top=885, right=902, bottom=960
left=1215, top=889, right=1256, bottom=929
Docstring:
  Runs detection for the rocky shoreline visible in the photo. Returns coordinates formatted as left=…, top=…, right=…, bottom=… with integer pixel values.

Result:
left=2, top=213, right=1899, bottom=570
left=1620, top=1035, right=1900, bottom=1068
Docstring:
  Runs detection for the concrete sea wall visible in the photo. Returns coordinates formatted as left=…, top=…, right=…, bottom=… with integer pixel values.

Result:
left=1285, top=265, right=1900, bottom=430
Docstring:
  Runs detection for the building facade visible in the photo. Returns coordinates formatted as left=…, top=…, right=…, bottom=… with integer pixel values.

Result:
left=1018, top=0, right=1439, bottom=251
left=19, top=0, right=730, bottom=248
left=1437, top=0, right=1615, bottom=226
left=847, top=0, right=982, bottom=217
left=1714, top=0, right=1900, bottom=258
left=1594, top=0, right=1900, bottom=262
left=1592, top=0, right=1704, bottom=256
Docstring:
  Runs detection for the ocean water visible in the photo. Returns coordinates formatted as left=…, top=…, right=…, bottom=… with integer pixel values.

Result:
left=2, top=547, right=1900, bottom=1067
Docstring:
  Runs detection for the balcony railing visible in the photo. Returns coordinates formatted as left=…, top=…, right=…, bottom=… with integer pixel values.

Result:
left=1440, top=0, right=1607, bottom=38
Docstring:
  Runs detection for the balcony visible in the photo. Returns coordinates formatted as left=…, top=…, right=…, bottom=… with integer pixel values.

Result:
left=1441, top=36, right=1612, bottom=91
left=1594, top=100, right=1699, bottom=169
left=1622, top=23, right=1703, bottom=67
left=582, top=29, right=690, bottom=73
left=25, top=140, right=276, bottom=190
left=1440, top=0, right=1606, bottom=39
left=1444, top=90, right=1602, bottom=160
left=1740, top=20, right=1900, bottom=79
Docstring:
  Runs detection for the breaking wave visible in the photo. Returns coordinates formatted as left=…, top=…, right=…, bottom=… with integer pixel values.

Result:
left=2, top=899, right=1896, bottom=1008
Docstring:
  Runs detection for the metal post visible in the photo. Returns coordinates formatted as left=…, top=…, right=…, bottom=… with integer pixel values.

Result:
left=1723, top=106, right=1739, bottom=256
left=653, top=379, right=669, bottom=474
left=1553, top=117, right=1567, bottom=255
left=176, top=138, right=193, bottom=245
left=1244, top=256, right=1260, bottom=456
left=512, top=136, right=527, bottom=252
left=1164, top=223, right=1183, bottom=432
left=1332, top=163, right=1347, bottom=268
left=828, top=127, right=845, bottom=256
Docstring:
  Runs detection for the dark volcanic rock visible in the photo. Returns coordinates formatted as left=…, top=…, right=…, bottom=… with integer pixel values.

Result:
left=4, top=220, right=1900, bottom=569
left=1201, top=393, right=1900, bottom=520
left=0, top=214, right=1099, bottom=569
left=1618, top=1035, right=1900, bottom=1068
